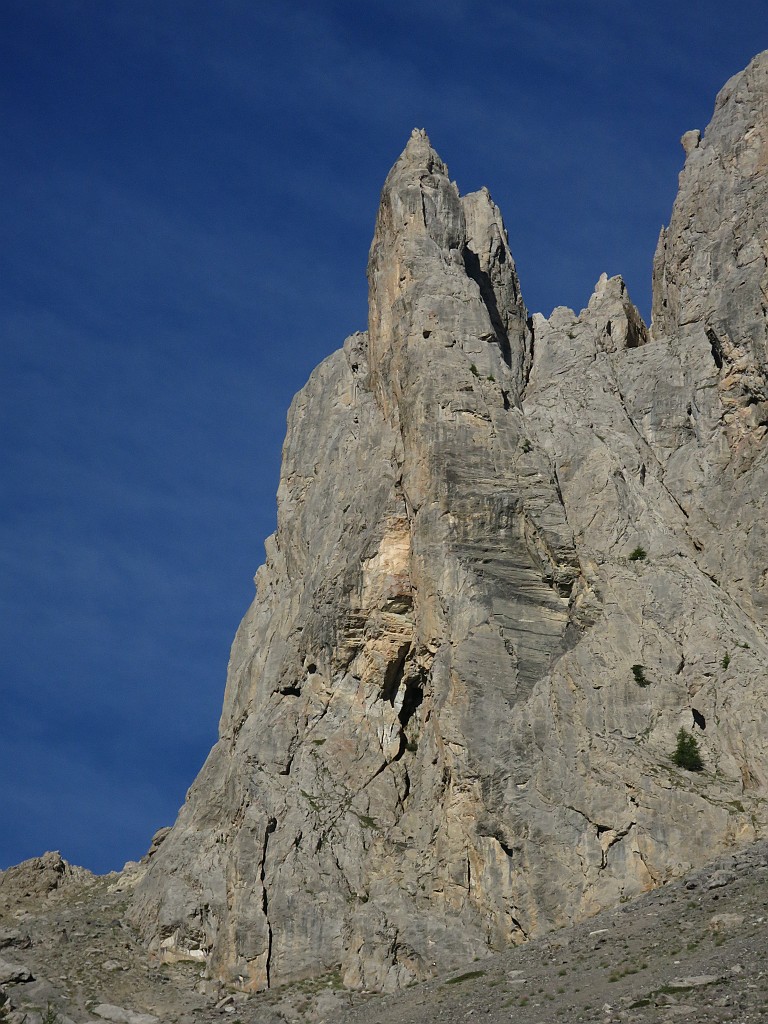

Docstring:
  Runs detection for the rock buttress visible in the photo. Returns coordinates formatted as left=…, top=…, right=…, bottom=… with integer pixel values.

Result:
left=131, top=62, right=768, bottom=993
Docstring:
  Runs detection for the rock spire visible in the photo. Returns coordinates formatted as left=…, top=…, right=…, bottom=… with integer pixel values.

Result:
left=130, top=53, right=768, bottom=994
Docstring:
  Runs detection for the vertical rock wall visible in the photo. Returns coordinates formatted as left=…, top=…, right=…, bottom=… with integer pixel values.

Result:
left=130, top=54, right=768, bottom=993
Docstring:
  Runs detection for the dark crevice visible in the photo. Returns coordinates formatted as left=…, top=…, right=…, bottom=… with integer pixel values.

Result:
left=280, top=684, right=302, bottom=697
left=392, top=665, right=425, bottom=765
left=401, top=768, right=411, bottom=804
left=497, top=837, right=515, bottom=858
left=692, top=708, right=706, bottom=730
left=382, top=644, right=410, bottom=704
left=419, top=184, right=428, bottom=232
left=260, top=817, right=277, bottom=987
left=398, top=674, right=424, bottom=731
left=523, top=315, right=536, bottom=393
left=625, top=314, right=646, bottom=349
left=552, top=466, right=566, bottom=508
left=462, top=245, right=512, bottom=367
left=706, top=327, right=724, bottom=370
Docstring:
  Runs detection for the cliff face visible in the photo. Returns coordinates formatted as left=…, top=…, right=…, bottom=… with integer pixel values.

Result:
left=130, top=54, right=768, bottom=993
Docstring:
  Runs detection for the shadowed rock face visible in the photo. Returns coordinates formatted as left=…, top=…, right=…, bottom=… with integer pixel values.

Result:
left=130, top=55, right=768, bottom=994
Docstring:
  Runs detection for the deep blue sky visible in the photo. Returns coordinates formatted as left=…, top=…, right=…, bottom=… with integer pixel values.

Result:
left=2, top=1, right=766, bottom=873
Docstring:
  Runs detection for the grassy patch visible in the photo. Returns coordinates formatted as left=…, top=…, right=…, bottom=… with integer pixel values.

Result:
left=353, top=813, right=378, bottom=829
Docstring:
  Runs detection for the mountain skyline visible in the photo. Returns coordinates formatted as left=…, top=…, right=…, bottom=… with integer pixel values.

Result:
left=2, top=1, right=767, bottom=873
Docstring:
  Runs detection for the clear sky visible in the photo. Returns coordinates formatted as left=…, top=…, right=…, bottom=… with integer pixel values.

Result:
left=2, top=1, right=766, bottom=873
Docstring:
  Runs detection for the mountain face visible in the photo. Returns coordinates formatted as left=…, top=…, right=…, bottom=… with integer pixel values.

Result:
left=130, top=53, right=768, bottom=994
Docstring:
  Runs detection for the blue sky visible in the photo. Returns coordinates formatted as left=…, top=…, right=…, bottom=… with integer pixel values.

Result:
left=2, top=1, right=766, bottom=873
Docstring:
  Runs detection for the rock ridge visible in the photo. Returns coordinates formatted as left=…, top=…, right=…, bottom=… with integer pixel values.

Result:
left=129, top=53, right=768, bottom=994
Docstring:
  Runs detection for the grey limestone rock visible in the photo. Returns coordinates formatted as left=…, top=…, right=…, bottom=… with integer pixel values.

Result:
left=130, top=58, right=768, bottom=994
left=650, top=50, right=768, bottom=623
left=0, top=930, right=30, bottom=951
left=0, top=958, right=33, bottom=985
left=0, top=852, right=92, bottom=907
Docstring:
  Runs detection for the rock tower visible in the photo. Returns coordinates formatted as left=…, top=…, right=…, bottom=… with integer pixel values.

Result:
left=130, top=53, right=768, bottom=993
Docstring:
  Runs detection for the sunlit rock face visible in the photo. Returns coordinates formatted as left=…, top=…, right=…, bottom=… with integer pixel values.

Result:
left=130, top=55, right=768, bottom=993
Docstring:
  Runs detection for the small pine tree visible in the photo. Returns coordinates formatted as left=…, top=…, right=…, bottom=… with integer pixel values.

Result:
left=672, top=728, right=704, bottom=772
left=629, top=546, right=647, bottom=561
left=632, top=664, right=650, bottom=686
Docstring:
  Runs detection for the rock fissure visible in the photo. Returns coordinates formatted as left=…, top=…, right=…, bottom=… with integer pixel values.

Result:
left=260, top=817, right=277, bottom=988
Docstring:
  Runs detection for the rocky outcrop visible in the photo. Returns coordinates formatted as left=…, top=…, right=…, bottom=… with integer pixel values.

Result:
left=0, top=852, right=92, bottom=909
left=130, top=54, right=768, bottom=993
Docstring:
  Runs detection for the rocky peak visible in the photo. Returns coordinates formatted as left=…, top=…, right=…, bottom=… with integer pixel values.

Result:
left=647, top=48, right=768, bottom=621
left=385, top=127, right=449, bottom=182
left=462, top=186, right=531, bottom=388
left=652, top=50, right=768, bottom=375
left=585, top=273, right=649, bottom=353
left=368, top=130, right=529, bottom=423
left=0, top=852, right=92, bottom=909
left=129, top=54, right=768, bottom=998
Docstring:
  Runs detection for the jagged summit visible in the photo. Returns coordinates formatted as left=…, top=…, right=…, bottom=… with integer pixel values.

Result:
left=129, top=54, right=768, bottom=996
left=396, top=127, right=444, bottom=171
left=368, top=126, right=529, bottom=417
left=384, top=128, right=456, bottom=189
